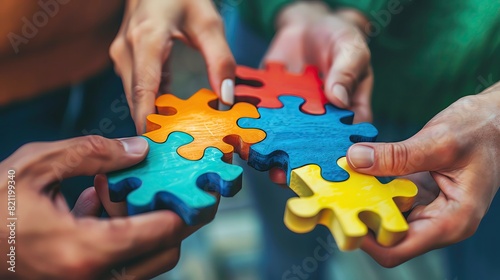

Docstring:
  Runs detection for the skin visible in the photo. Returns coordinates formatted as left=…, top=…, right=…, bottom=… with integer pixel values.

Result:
left=110, top=0, right=236, bottom=134
left=346, top=83, right=500, bottom=267
left=268, top=2, right=373, bottom=184
left=0, top=136, right=207, bottom=279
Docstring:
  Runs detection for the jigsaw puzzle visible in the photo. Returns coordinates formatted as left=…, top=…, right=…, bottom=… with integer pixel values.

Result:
left=107, top=133, right=243, bottom=225
left=285, top=157, right=418, bottom=251
left=144, top=88, right=266, bottom=162
left=236, top=62, right=328, bottom=115
left=107, top=63, right=416, bottom=249
left=238, top=96, right=378, bottom=183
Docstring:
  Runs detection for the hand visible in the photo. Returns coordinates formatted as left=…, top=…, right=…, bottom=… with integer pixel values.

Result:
left=0, top=136, right=203, bottom=279
left=267, top=2, right=373, bottom=122
left=266, top=3, right=373, bottom=185
left=346, top=82, right=500, bottom=267
left=110, top=0, right=236, bottom=134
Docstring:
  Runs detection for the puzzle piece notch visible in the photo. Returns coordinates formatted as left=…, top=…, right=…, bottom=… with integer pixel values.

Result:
left=107, top=133, right=243, bottom=225
left=284, top=157, right=417, bottom=251
left=235, top=62, right=328, bottom=115
left=144, top=88, right=266, bottom=163
left=238, top=96, right=378, bottom=184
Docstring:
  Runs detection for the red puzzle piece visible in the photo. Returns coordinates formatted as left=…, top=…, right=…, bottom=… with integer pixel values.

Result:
left=235, top=62, right=328, bottom=115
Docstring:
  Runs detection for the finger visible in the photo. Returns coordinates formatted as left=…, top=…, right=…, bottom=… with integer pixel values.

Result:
left=361, top=217, right=444, bottom=267
left=72, top=187, right=102, bottom=217
left=94, top=174, right=128, bottom=217
left=346, top=128, right=453, bottom=176
left=128, top=23, right=172, bottom=134
left=269, top=168, right=288, bottom=186
left=350, top=67, right=373, bottom=123
left=186, top=13, right=236, bottom=105
left=112, top=246, right=181, bottom=279
left=15, top=136, right=148, bottom=187
left=264, top=25, right=307, bottom=73
left=324, top=32, right=370, bottom=109
left=84, top=210, right=201, bottom=266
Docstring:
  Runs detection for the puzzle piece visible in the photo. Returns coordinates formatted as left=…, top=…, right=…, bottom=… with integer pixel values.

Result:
left=284, top=157, right=417, bottom=251
left=144, top=89, right=266, bottom=163
left=237, top=96, right=378, bottom=183
left=107, top=133, right=243, bottom=225
left=235, top=62, right=328, bottom=115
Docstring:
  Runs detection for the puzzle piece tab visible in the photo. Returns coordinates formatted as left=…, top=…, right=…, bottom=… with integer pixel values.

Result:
left=285, top=157, right=417, bottom=251
left=107, top=133, right=243, bottom=225
left=236, top=62, right=328, bottom=115
left=145, top=89, right=266, bottom=162
left=238, top=96, right=378, bottom=183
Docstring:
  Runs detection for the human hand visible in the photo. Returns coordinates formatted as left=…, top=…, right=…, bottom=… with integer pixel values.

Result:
left=266, top=3, right=373, bottom=185
left=346, top=83, right=500, bottom=267
left=110, top=0, right=236, bottom=134
left=0, top=136, right=203, bottom=279
left=267, top=2, right=373, bottom=122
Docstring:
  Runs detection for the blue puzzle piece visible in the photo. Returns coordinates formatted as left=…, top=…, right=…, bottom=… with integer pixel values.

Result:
left=107, top=132, right=243, bottom=225
left=238, top=96, right=378, bottom=183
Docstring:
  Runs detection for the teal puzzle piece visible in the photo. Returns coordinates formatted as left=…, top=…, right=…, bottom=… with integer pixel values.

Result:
left=107, top=132, right=243, bottom=225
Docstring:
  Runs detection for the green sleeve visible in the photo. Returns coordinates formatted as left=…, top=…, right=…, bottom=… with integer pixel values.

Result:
left=238, top=0, right=393, bottom=39
left=238, top=0, right=294, bottom=39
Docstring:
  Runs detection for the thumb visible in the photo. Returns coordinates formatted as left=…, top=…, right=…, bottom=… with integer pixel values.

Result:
left=346, top=132, right=451, bottom=176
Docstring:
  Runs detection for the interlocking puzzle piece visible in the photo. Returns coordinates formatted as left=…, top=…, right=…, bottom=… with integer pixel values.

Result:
left=237, top=96, right=378, bottom=183
left=284, top=157, right=417, bottom=251
left=144, top=89, right=266, bottom=163
left=107, top=133, right=243, bottom=225
left=235, top=62, right=328, bottom=115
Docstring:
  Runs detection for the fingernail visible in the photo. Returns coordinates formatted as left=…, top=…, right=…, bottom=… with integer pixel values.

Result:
left=221, top=79, right=234, bottom=105
left=331, top=84, right=350, bottom=107
left=119, top=137, right=148, bottom=155
left=348, top=145, right=374, bottom=168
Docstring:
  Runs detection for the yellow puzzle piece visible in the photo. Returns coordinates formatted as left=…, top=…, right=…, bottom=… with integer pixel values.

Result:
left=285, top=157, right=418, bottom=251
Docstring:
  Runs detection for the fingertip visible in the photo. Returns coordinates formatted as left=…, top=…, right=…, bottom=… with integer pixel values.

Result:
left=347, top=144, right=374, bottom=169
left=73, top=187, right=102, bottom=217
left=118, top=137, right=149, bottom=156
left=220, top=78, right=234, bottom=105
left=326, top=83, right=350, bottom=108
left=269, top=168, right=287, bottom=185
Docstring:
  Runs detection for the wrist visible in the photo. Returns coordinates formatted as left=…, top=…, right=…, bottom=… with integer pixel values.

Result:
left=334, top=8, right=371, bottom=36
left=276, top=1, right=330, bottom=31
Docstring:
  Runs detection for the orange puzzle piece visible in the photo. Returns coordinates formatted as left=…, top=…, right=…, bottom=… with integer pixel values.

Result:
left=235, top=62, right=328, bottom=115
left=144, top=89, right=266, bottom=162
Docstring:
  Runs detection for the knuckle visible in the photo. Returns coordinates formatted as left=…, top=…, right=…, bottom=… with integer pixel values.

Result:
left=132, top=86, right=155, bottom=103
left=16, top=142, right=42, bottom=158
left=109, top=38, right=126, bottom=62
left=202, top=15, right=224, bottom=32
left=57, top=245, right=97, bottom=279
left=125, top=22, right=156, bottom=45
left=381, top=143, right=410, bottom=174
left=82, top=135, right=112, bottom=160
